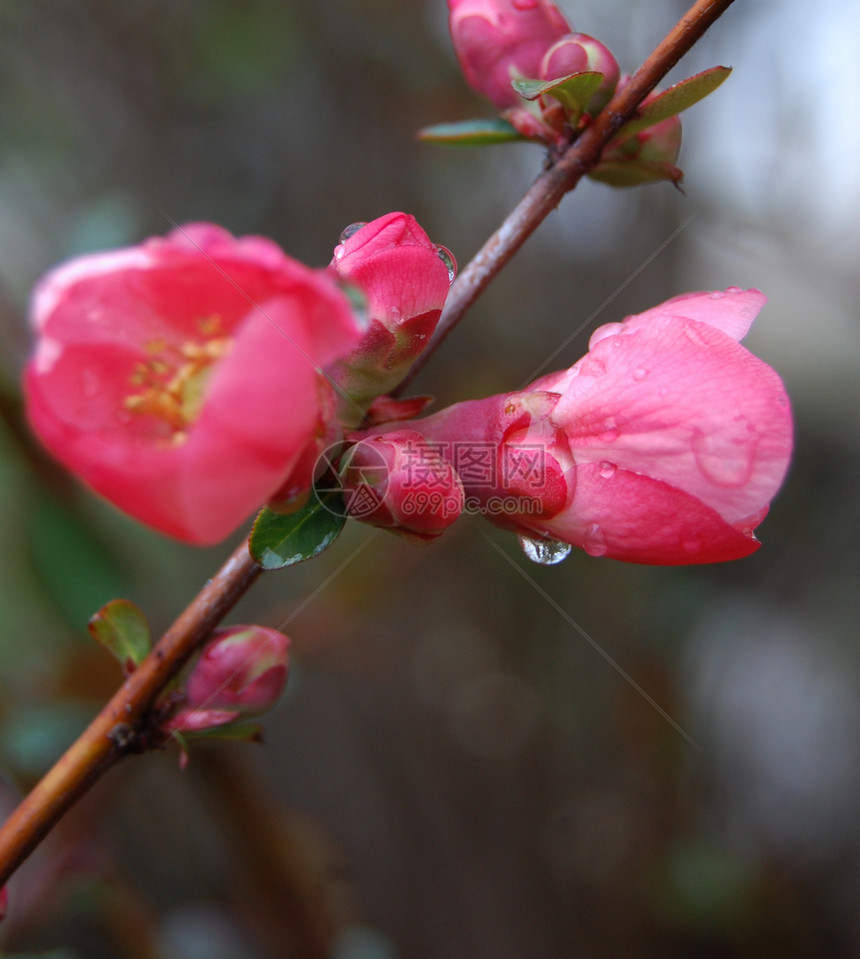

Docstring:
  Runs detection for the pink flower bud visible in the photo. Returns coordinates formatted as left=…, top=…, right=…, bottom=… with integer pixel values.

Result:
left=328, top=213, right=454, bottom=420
left=341, top=430, right=464, bottom=541
left=539, top=33, right=620, bottom=115
left=386, top=289, right=793, bottom=565
left=592, top=81, right=683, bottom=186
left=24, top=225, right=365, bottom=544
left=165, top=625, right=290, bottom=734
left=448, top=0, right=572, bottom=109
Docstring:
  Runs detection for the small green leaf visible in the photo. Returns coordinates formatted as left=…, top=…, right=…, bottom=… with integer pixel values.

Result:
left=88, top=599, right=151, bottom=672
left=182, top=721, right=264, bottom=743
left=250, top=491, right=347, bottom=570
left=588, top=160, right=684, bottom=188
left=418, top=117, right=526, bottom=146
left=616, top=66, right=731, bottom=139
left=513, top=72, right=604, bottom=116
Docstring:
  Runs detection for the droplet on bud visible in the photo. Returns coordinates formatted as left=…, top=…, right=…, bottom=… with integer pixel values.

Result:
left=339, top=222, right=367, bottom=243
left=434, top=244, right=457, bottom=284
left=583, top=523, right=608, bottom=557
left=518, top=534, right=572, bottom=565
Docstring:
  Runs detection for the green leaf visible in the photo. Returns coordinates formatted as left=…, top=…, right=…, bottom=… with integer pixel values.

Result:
left=616, top=66, right=731, bottom=139
left=88, top=598, right=151, bottom=672
left=250, top=491, right=347, bottom=570
left=182, top=721, right=264, bottom=743
left=417, top=117, right=526, bottom=146
left=513, top=71, right=604, bottom=115
left=588, top=160, right=684, bottom=188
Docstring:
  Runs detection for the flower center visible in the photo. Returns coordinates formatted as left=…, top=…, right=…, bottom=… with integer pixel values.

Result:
left=124, top=317, right=232, bottom=442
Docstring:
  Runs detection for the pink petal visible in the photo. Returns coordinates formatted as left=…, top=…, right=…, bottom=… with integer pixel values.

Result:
left=617, top=287, right=767, bottom=343
left=539, top=461, right=761, bottom=564
left=551, top=315, right=792, bottom=525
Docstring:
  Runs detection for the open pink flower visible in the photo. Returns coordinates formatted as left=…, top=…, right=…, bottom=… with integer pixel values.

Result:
left=24, top=224, right=364, bottom=544
left=384, top=288, right=793, bottom=564
left=328, top=212, right=454, bottom=420
left=448, top=0, right=571, bottom=109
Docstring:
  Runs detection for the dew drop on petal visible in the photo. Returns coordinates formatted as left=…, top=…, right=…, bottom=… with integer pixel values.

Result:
left=598, top=461, right=616, bottom=479
left=632, top=366, right=649, bottom=381
left=726, top=285, right=743, bottom=293
left=583, top=523, right=608, bottom=557
left=691, top=426, right=757, bottom=488
left=339, top=222, right=366, bottom=243
left=598, top=429, right=619, bottom=443
left=435, top=245, right=457, bottom=284
left=709, top=290, right=726, bottom=299
left=518, top=535, right=572, bottom=565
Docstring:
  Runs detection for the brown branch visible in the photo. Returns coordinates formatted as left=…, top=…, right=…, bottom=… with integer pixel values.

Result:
left=402, top=0, right=737, bottom=387
left=0, top=538, right=261, bottom=887
left=0, top=0, right=736, bottom=891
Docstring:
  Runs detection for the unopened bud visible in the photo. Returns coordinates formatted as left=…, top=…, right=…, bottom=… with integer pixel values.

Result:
left=165, top=625, right=290, bottom=735
left=328, top=213, right=454, bottom=422
left=539, top=33, right=620, bottom=115
left=591, top=81, right=683, bottom=187
left=341, top=430, right=464, bottom=541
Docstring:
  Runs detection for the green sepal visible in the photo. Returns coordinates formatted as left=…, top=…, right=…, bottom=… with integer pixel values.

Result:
left=88, top=598, right=152, bottom=673
left=513, top=71, right=604, bottom=116
left=250, top=490, right=347, bottom=570
left=616, top=66, right=731, bottom=139
left=588, top=160, right=684, bottom=188
left=417, top=117, right=526, bottom=146
left=180, top=721, right=264, bottom=743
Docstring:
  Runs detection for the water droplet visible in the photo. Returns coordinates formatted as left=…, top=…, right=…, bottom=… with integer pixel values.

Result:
left=339, top=222, right=366, bottom=243
left=709, top=291, right=725, bottom=300
left=583, top=523, right=608, bottom=557
left=726, top=285, right=743, bottom=294
left=691, top=426, right=757, bottom=488
left=518, top=535, right=572, bottom=565
left=598, top=429, right=619, bottom=443
left=632, top=366, right=649, bottom=381
left=598, top=461, right=616, bottom=479
left=739, top=306, right=755, bottom=319
left=435, top=245, right=457, bottom=284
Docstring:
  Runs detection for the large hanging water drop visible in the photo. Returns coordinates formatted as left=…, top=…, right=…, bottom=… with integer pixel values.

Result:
left=435, top=245, right=457, bottom=284
left=518, top=535, right=572, bottom=566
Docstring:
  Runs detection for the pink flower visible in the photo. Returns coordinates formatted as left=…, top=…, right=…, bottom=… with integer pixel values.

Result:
left=341, top=430, right=464, bottom=541
left=448, top=0, right=571, bottom=109
left=164, top=624, right=290, bottom=734
left=328, top=212, right=454, bottom=420
left=386, top=288, right=793, bottom=565
left=24, top=224, right=364, bottom=544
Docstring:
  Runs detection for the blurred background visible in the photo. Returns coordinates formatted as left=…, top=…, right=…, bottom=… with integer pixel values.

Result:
left=1, top=0, right=858, bottom=956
